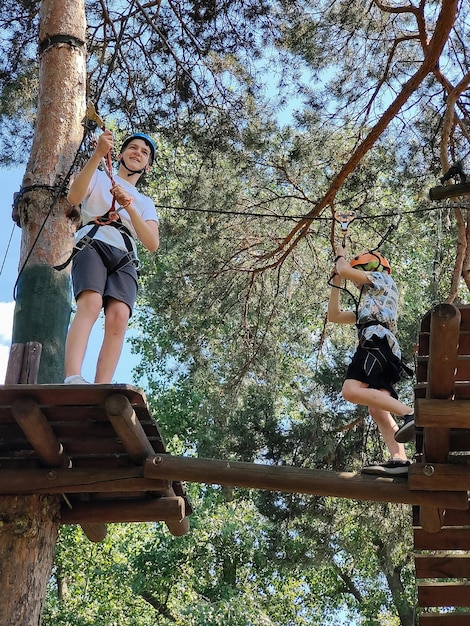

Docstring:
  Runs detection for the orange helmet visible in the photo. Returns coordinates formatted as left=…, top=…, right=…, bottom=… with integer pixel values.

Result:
left=350, top=251, right=391, bottom=274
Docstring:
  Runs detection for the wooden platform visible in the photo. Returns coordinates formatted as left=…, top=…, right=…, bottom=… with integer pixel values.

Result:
left=409, top=304, right=470, bottom=624
left=0, top=384, right=192, bottom=540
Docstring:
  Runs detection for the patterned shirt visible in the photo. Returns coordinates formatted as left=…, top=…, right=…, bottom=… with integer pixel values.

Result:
left=357, top=271, right=401, bottom=359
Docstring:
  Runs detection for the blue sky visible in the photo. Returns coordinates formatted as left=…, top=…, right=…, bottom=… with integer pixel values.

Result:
left=0, top=166, right=140, bottom=384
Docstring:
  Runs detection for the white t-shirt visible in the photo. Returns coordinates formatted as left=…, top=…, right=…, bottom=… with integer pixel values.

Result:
left=74, top=169, right=159, bottom=257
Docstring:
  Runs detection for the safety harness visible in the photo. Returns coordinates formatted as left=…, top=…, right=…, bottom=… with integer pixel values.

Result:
left=356, top=320, right=413, bottom=379
left=53, top=211, right=139, bottom=275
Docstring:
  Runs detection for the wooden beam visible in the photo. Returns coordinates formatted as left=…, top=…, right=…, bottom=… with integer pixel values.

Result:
left=143, top=455, right=469, bottom=509
left=80, top=523, right=108, bottom=543
left=415, top=554, right=470, bottom=579
left=409, top=462, right=470, bottom=491
left=60, top=496, right=185, bottom=524
left=11, top=396, right=71, bottom=468
left=416, top=399, right=470, bottom=429
left=0, top=467, right=170, bottom=494
left=419, top=614, right=470, bottom=625
left=420, top=617, right=470, bottom=626
left=418, top=581, right=470, bottom=607
left=105, top=393, right=155, bottom=464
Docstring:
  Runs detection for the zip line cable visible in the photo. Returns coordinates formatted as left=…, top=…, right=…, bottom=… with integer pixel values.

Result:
left=153, top=200, right=451, bottom=221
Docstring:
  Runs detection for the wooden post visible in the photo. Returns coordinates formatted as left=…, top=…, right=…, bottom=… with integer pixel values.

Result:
left=5, top=342, right=42, bottom=385
left=420, top=303, right=461, bottom=532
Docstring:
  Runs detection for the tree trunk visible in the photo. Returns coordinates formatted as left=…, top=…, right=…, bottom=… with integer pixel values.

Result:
left=12, top=0, right=86, bottom=383
left=1, top=1, right=87, bottom=624
left=0, top=495, right=61, bottom=625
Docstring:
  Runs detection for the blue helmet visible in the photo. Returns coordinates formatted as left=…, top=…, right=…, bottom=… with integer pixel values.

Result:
left=120, top=132, right=156, bottom=165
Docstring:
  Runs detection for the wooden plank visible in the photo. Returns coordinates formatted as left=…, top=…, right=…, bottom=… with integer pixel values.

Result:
left=414, top=380, right=470, bottom=400
left=417, top=357, right=470, bottom=383
left=416, top=399, right=470, bottom=429
left=408, top=462, right=470, bottom=491
left=0, top=384, right=149, bottom=409
left=419, top=506, right=445, bottom=533
left=60, top=496, right=185, bottom=524
left=0, top=467, right=170, bottom=494
left=441, top=509, right=470, bottom=527
left=414, top=507, right=470, bottom=528
left=418, top=581, right=470, bottom=607
left=415, top=554, right=470, bottom=579
left=11, top=397, right=71, bottom=468
left=415, top=528, right=470, bottom=551
left=4, top=343, right=25, bottom=384
left=143, top=455, right=469, bottom=508
left=419, top=614, right=470, bottom=625
left=456, top=358, right=470, bottom=381
left=19, top=342, right=42, bottom=384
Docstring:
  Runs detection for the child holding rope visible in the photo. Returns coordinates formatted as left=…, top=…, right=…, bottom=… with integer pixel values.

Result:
left=63, top=130, right=159, bottom=384
left=328, top=243, right=414, bottom=475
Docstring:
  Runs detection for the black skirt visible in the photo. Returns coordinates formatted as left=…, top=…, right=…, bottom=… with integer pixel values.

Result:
left=345, top=335, right=402, bottom=399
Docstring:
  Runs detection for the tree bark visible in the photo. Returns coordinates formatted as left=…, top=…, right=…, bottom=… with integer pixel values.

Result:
left=2, top=2, right=87, bottom=624
left=0, top=495, right=61, bottom=626
left=12, top=0, right=86, bottom=383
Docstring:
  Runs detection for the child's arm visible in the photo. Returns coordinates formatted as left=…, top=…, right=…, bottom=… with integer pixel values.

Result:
left=67, top=130, right=114, bottom=206
left=334, top=245, right=372, bottom=286
left=327, top=270, right=356, bottom=324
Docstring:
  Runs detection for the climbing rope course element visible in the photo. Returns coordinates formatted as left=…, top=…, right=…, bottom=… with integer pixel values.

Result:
left=334, top=209, right=356, bottom=246
left=429, top=161, right=470, bottom=201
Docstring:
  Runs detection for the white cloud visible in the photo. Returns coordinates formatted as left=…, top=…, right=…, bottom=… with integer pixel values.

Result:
left=0, top=301, right=15, bottom=383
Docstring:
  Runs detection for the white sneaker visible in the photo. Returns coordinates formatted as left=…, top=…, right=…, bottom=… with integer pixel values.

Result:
left=64, top=375, right=90, bottom=384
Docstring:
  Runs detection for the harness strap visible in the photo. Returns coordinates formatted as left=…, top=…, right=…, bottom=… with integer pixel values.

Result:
left=53, top=226, right=100, bottom=271
left=356, top=320, right=390, bottom=333
left=356, top=320, right=414, bottom=378
left=54, top=216, right=139, bottom=275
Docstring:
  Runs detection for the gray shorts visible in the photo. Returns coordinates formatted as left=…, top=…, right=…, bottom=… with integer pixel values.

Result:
left=71, top=240, right=138, bottom=315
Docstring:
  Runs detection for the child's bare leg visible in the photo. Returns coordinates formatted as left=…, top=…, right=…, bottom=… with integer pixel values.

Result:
left=368, top=406, right=407, bottom=461
left=94, top=298, right=130, bottom=383
left=65, top=290, right=102, bottom=378
left=342, top=379, right=412, bottom=416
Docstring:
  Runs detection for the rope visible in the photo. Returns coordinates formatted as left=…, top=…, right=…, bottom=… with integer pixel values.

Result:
left=0, top=224, right=16, bottom=277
